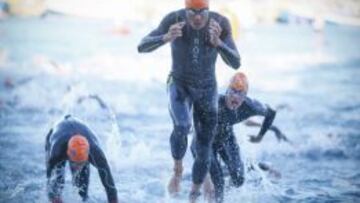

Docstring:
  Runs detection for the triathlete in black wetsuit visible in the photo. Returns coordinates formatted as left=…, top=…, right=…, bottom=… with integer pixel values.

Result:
left=137, top=0, right=240, bottom=200
left=45, top=115, right=118, bottom=203
left=192, top=72, right=287, bottom=202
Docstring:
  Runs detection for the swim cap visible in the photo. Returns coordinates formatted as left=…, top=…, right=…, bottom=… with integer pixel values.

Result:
left=229, top=72, right=249, bottom=93
left=67, top=134, right=89, bottom=162
left=185, top=0, right=209, bottom=9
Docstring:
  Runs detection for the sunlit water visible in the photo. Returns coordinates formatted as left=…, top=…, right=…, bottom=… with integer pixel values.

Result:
left=0, top=15, right=359, bottom=203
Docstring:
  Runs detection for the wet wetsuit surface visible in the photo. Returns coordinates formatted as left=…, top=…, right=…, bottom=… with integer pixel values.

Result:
left=193, top=95, right=276, bottom=202
left=45, top=115, right=117, bottom=202
left=138, top=9, right=240, bottom=185
left=138, top=9, right=240, bottom=87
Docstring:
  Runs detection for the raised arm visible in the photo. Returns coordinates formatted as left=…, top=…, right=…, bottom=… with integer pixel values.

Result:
left=137, top=12, right=177, bottom=53
left=216, top=17, right=241, bottom=69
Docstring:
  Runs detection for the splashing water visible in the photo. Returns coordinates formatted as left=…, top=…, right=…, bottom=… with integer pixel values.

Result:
left=1, top=16, right=360, bottom=203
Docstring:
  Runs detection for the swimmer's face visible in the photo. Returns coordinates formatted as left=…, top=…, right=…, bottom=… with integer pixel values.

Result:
left=225, top=88, right=246, bottom=110
left=186, top=8, right=209, bottom=30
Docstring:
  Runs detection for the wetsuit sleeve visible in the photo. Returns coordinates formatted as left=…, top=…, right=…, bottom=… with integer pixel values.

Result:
left=46, top=139, right=67, bottom=201
left=46, top=157, right=55, bottom=178
left=137, top=12, right=176, bottom=53
left=217, top=17, right=241, bottom=69
left=257, top=106, right=276, bottom=139
left=45, top=128, right=54, bottom=178
left=45, top=128, right=53, bottom=151
left=46, top=142, right=64, bottom=178
left=90, top=146, right=118, bottom=203
left=242, top=98, right=276, bottom=140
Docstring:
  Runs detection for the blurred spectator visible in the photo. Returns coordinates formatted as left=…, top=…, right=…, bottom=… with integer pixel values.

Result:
left=0, top=0, right=9, bottom=19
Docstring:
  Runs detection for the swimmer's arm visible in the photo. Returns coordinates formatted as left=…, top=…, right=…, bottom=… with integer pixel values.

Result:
left=244, top=99, right=289, bottom=143
left=244, top=99, right=276, bottom=143
left=246, top=119, right=289, bottom=143
left=269, top=125, right=289, bottom=143
left=46, top=158, right=55, bottom=178
left=137, top=12, right=175, bottom=53
left=217, top=18, right=241, bottom=69
left=256, top=107, right=276, bottom=141
left=91, top=147, right=118, bottom=203
left=45, top=129, right=53, bottom=177
left=46, top=147, right=61, bottom=178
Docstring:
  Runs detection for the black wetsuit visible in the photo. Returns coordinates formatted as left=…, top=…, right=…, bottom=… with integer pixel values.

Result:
left=192, top=95, right=276, bottom=202
left=45, top=115, right=117, bottom=202
left=138, top=9, right=240, bottom=185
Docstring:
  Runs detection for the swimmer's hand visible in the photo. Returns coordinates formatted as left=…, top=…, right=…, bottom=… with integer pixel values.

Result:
left=248, top=134, right=263, bottom=143
left=163, top=22, right=186, bottom=43
left=209, top=19, right=222, bottom=47
left=272, top=126, right=290, bottom=143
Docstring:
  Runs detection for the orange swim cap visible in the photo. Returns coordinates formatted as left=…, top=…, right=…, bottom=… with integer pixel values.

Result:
left=185, top=0, right=209, bottom=9
left=67, top=134, right=89, bottom=163
left=229, top=72, right=249, bottom=93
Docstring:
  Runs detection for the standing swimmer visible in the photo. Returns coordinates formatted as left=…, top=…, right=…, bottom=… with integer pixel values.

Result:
left=137, top=0, right=241, bottom=201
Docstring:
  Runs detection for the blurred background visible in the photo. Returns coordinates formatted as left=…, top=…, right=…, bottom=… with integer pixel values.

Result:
left=0, top=0, right=359, bottom=202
